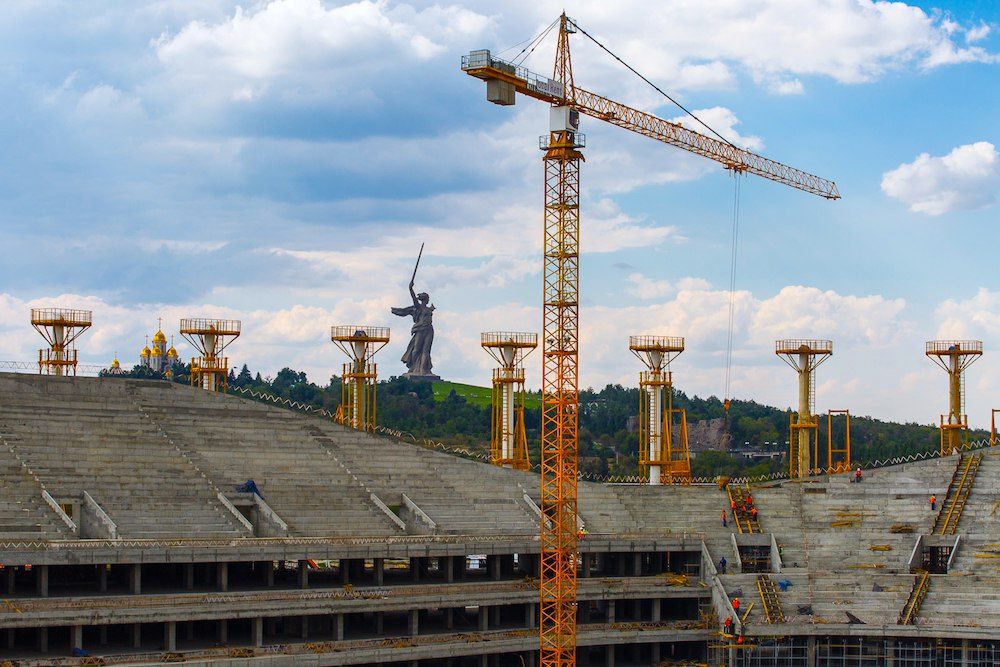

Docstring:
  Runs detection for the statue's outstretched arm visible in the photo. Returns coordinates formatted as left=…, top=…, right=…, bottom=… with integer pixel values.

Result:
left=409, top=282, right=418, bottom=304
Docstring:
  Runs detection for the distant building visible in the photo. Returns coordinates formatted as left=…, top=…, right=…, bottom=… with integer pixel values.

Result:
left=104, top=356, right=126, bottom=376
left=139, top=321, right=178, bottom=377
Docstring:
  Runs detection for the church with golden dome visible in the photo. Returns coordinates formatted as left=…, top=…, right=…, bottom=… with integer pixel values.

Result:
left=140, top=320, right=179, bottom=377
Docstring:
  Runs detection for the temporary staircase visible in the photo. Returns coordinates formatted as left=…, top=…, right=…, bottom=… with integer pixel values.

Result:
left=898, top=570, right=931, bottom=625
left=756, top=574, right=786, bottom=623
left=934, top=452, right=984, bottom=535
left=726, top=484, right=761, bottom=534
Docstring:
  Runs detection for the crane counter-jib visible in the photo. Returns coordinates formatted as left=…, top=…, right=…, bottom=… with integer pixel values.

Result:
left=461, top=49, right=841, bottom=200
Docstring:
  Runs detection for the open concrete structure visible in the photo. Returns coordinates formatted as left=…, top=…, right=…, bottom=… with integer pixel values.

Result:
left=0, top=372, right=997, bottom=666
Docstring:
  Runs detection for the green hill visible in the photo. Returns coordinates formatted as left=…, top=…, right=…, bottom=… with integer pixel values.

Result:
left=432, top=380, right=541, bottom=410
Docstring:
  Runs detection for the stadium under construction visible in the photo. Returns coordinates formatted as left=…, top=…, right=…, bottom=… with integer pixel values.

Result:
left=0, top=371, right=997, bottom=666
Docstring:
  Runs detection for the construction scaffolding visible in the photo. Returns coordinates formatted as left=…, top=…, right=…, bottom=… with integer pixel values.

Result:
left=827, top=409, right=851, bottom=473
left=30, top=308, right=92, bottom=376
left=482, top=332, right=537, bottom=471
left=331, top=326, right=390, bottom=432
left=629, top=335, right=690, bottom=484
left=925, top=340, right=983, bottom=455
left=776, top=339, right=833, bottom=478
left=180, top=318, right=241, bottom=392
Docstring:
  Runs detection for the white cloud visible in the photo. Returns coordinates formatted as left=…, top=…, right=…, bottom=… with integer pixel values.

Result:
left=152, top=0, right=490, bottom=103
left=935, top=287, right=1000, bottom=340
left=881, top=142, right=1000, bottom=215
left=965, top=23, right=991, bottom=44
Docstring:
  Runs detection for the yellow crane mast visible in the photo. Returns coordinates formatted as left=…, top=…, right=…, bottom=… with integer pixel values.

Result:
left=462, top=14, right=839, bottom=667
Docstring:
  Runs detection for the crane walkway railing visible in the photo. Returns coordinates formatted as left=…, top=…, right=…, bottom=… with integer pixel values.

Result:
left=898, top=570, right=931, bottom=625
left=934, top=451, right=984, bottom=535
left=756, top=575, right=785, bottom=624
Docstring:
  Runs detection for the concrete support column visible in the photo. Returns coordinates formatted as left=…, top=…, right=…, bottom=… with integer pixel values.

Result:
left=478, top=655, right=488, bottom=667
left=884, top=638, right=895, bottom=667
left=632, top=552, right=643, bottom=576
left=5, top=566, right=14, bottom=595
left=252, top=617, right=263, bottom=647
left=71, top=625, right=83, bottom=650
left=130, top=564, right=141, bottom=595
left=524, top=603, right=535, bottom=629
left=216, top=562, right=229, bottom=592
left=479, top=606, right=489, bottom=631
left=300, top=615, right=309, bottom=638
left=36, top=564, right=49, bottom=597
left=408, top=609, right=419, bottom=637
left=163, top=621, right=176, bottom=652
left=490, top=605, right=501, bottom=627
left=445, top=607, right=454, bottom=630
left=375, top=612, right=384, bottom=634
left=374, top=558, right=384, bottom=586
left=806, top=635, right=817, bottom=667
left=488, top=555, right=501, bottom=581
left=333, top=613, right=344, bottom=641
left=5, top=628, right=14, bottom=650
left=607, top=600, right=616, bottom=623
left=265, top=561, right=274, bottom=588
left=410, top=557, right=420, bottom=582
left=444, top=556, right=454, bottom=583
left=961, top=639, right=970, bottom=667
left=184, top=563, right=194, bottom=591
left=36, top=627, right=48, bottom=653
left=651, top=643, right=661, bottom=666
left=605, top=644, right=615, bottom=667
left=298, top=560, right=309, bottom=589
left=651, top=598, right=661, bottom=623
left=98, top=564, right=108, bottom=593
left=131, top=623, right=141, bottom=648
left=340, top=559, right=350, bottom=585
left=453, top=555, right=466, bottom=580
left=217, top=619, right=228, bottom=644
left=581, top=552, right=593, bottom=578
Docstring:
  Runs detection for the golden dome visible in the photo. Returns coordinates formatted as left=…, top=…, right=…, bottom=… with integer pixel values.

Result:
left=111, top=358, right=120, bottom=368
left=152, top=330, right=167, bottom=344
left=166, top=346, right=178, bottom=358
left=140, top=346, right=151, bottom=358
left=151, top=346, right=162, bottom=356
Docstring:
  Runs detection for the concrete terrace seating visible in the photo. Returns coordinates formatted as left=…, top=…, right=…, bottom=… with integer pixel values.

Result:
left=0, top=374, right=245, bottom=539
left=132, top=384, right=402, bottom=538
left=307, top=419, right=540, bottom=535
left=0, top=443, right=71, bottom=540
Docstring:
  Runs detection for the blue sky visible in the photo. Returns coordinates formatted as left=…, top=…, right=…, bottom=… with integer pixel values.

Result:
left=0, top=0, right=997, bottom=426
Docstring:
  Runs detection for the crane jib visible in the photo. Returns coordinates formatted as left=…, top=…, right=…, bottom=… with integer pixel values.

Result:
left=461, top=50, right=840, bottom=200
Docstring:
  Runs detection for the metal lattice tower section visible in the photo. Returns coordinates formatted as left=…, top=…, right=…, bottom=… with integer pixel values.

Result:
left=180, top=319, right=240, bottom=392
left=925, top=340, right=983, bottom=455
left=30, top=308, right=92, bottom=376
left=331, top=326, right=390, bottom=432
left=539, top=17, right=581, bottom=664
left=482, top=332, right=537, bottom=471
left=826, top=409, right=851, bottom=473
left=776, top=339, right=832, bottom=478
left=629, top=335, right=690, bottom=485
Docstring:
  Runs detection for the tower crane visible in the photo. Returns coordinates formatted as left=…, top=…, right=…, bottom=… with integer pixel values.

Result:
left=462, top=14, right=839, bottom=667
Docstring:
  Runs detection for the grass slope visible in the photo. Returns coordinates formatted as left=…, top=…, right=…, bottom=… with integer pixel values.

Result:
left=432, top=380, right=541, bottom=410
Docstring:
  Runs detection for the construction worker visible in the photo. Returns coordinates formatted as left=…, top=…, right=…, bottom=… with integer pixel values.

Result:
left=723, top=616, right=733, bottom=634
left=751, top=506, right=759, bottom=521
left=746, top=493, right=753, bottom=507
left=737, top=634, right=744, bottom=645
left=730, top=499, right=737, bottom=512
left=722, top=509, right=728, bottom=527
left=732, top=597, right=740, bottom=612
left=855, top=467, right=863, bottom=483
left=719, top=556, right=727, bottom=574
left=930, top=494, right=937, bottom=511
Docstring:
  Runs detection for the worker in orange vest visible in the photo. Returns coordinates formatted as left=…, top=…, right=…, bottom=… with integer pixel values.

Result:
left=732, top=597, right=740, bottom=611
left=730, top=499, right=737, bottom=511
left=737, top=634, right=744, bottom=645
left=751, top=506, right=759, bottom=520
left=723, top=616, right=733, bottom=634
left=930, top=494, right=937, bottom=511
left=722, top=509, right=728, bottom=527
left=746, top=493, right=753, bottom=507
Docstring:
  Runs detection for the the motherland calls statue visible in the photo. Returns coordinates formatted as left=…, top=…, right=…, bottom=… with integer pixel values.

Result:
left=391, top=244, right=440, bottom=380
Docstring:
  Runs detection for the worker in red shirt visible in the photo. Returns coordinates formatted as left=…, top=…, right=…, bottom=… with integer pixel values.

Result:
left=723, top=616, right=733, bottom=634
left=732, top=597, right=740, bottom=612
left=855, top=467, right=863, bottom=483
left=930, top=494, right=937, bottom=511
left=746, top=493, right=753, bottom=507
left=722, top=509, right=728, bottom=527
